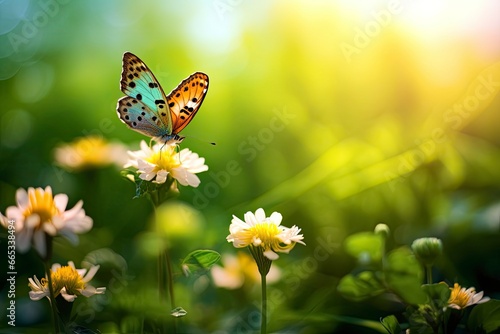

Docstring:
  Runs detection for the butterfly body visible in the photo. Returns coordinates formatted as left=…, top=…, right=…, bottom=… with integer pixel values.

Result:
left=117, top=52, right=208, bottom=144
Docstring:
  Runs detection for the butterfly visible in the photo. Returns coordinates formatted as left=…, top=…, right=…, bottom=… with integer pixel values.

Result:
left=117, top=52, right=209, bottom=144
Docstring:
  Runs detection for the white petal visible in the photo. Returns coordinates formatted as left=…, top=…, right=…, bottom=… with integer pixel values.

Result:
left=95, top=287, right=106, bottom=294
left=477, top=297, right=490, bottom=304
left=33, top=230, right=47, bottom=258
left=43, top=221, right=58, bottom=235
left=16, top=228, right=33, bottom=253
left=25, top=214, right=40, bottom=228
left=29, top=290, right=49, bottom=301
left=139, top=140, right=151, bottom=152
left=80, top=285, right=105, bottom=297
left=470, top=290, right=483, bottom=304
left=254, top=208, right=266, bottom=222
left=229, top=218, right=249, bottom=234
left=263, top=250, right=279, bottom=260
left=15, top=188, right=29, bottom=209
left=140, top=172, right=156, bottom=181
left=170, top=167, right=190, bottom=186
left=82, top=265, right=100, bottom=282
left=62, top=200, right=84, bottom=220
left=54, top=193, right=69, bottom=212
left=0, top=214, right=9, bottom=228
left=269, top=212, right=283, bottom=225
left=61, top=215, right=93, bottom=234
left=211, top=265, right=244, bottom=289
left=44, top=186, right=53, bottom=195
left=243, top=211, right=258, bottom=226
left=137, top=160, right=156, bottom=173
left=252, top=236, right=262, bottom=246
left=5, top=207, right=24, bottom=227
left=154, top=170, right=169, bottom=184
left=230, top=215, right=247, bottom=226
left=60, top=287, right=77, bottom=302
left=188, top=162, right=208, bottom=173
left=51, top=263, right=62, bottom=272
left=60, top=230, right=79, bottom=245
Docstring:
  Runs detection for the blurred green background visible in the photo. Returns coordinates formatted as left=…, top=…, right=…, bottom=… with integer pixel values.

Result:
left=1, top=0, right=500, bottom=333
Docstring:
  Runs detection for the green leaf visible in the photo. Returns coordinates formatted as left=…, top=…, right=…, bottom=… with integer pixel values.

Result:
left=422, top=283, right=451, bottom=310
left=344, top=232, right=384, bottom=263
left=181, top=249, right=221, bottom=276
left=468, top=300, right=500, bottom=333
left=337, top=271, right=385, bottom=301
left=380, top=315, right=402, bottom=334
left=405, top=305, right=436, bottom=334
left=385, top=246, right=426, bottom=305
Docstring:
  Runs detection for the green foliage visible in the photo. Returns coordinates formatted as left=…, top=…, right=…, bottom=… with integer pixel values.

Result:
left=384, top=247, right=426, bottom=305
left=468, top=300, right=500, bottom=333
left=338, top=224, right=500, bottom=334
left=338, top=229, right=425, bottom=305
left=344, top=232, right=384, bottom=263
left=1, top=1, right=500, bottom=333
left=181, top=249, right=221, bottom=276
left=421, top=283, right=451, bottom=310
left=120, top=316, right=142, bottom=334
left=337, top=271, right=385, bottom=301
left=404, top=284, right=451, bottom=334
left=121, top=168, right=176, bottom=203
left=380, top=315, right=402, bottom=334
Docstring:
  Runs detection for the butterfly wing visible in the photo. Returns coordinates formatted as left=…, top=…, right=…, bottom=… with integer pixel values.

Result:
left=118, top=52, right=172, bottom=135
left=166, top=72, right=209, bottom=134
left=117, top=96, right=169, bottom=139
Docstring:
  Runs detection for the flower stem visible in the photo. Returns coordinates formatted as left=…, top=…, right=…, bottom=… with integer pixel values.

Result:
left=426, top=264, right=433, bottom=284
left=165, top=249, right=176, bottom=310
left=261, top=272, right=267, bottom=334
left=158, top=251, right=167, bottom=301
left=44, top=260, right=60, bottom=333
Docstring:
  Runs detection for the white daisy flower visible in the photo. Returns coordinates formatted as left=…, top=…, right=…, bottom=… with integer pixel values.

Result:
left=28, top=261, right=105, bottom=302
left=211, top=252, right=281, bottom=289
left=448, top=283, right=490, bottom=310
left=125, top=140, right=208, bottom=187
left=0, top=186, right=93, bottom=258
left=227, top=208, right=305, bottom=260
left=54, top=136, right=129, bottom=171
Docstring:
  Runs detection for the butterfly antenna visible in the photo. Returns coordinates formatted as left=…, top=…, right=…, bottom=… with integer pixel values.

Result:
left=159, top=141, right=169, bottom=159
left=184, top=135, right=216, bottom=146
left=175, top=143, right=182, bottom=162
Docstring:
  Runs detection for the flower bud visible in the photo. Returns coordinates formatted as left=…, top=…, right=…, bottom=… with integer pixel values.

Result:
left=411, top=237, right=443, bottom=266
left=374, top=223, right=390, bottom=238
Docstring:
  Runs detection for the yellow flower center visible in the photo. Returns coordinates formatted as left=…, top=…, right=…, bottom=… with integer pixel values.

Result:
left=23, top=188, right=59, bottom=226
left=246, top=221, right=296, bottom=254
left=51, top=265, right=85, bottom=296
left=249, top=222, right=280, bottom=245
left=448, top=283, right=472, bottom=308
left=147, top=148, right=180, bottom=171
left=73, top=136, right=110, bottom=166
